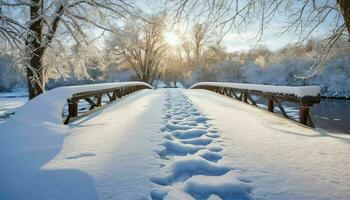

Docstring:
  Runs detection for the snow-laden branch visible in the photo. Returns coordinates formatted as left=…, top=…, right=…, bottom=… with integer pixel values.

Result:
left=0, top=0, right=137, bottom=99
left=170, top=0, right=349, bottom=77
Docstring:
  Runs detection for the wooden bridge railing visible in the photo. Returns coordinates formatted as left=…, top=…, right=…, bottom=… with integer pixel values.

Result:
left=190, top=82, right=321, bottom=127
left=64, top=84, right=152, bottom=124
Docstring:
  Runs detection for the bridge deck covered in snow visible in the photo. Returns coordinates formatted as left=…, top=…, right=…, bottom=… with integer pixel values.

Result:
left=0, top=85, right=349, bottom=199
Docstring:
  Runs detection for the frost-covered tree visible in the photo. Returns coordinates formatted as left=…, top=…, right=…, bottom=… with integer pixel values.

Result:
left=161, top=49, right=186, bottom=87
left=180, top=22, right=227, bottom=83
left=0, top=0, right=133, bottom=99
left=171, top=0, right=350, bottom=77
left=105, top=14, right=167, bottom=84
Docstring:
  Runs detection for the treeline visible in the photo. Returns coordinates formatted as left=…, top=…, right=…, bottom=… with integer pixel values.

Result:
left=180, top=39, right=350, bottom=97
left=1, top=0, right=349, bottom=99
left=1, top=36, right=350, bottom=97
left=1, top=13, right=350, bottom=97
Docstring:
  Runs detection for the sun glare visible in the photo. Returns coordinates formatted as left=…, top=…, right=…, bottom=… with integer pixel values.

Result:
left=164, top=31, right=179, bottom=46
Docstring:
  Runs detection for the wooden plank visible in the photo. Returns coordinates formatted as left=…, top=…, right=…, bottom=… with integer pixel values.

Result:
left=71, top=85, right=151, bottom=100
left=84, top=98, right=97, bottom=110
left=238, top=92, right=243, bottom=101
left=247, top=92, right=257, bottom=106
left=107, top=92, right=113, bottom=102
left=272, top=97, right=289, bottom=119
left=230, top=89, right=239, bottom=99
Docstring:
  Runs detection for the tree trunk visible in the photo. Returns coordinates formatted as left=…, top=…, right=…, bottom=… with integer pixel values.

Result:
left=337, top=0, right=350, bottom=37
left=27, top=0, right=45, bottom=99
left=26, top=66, right=45, bottom=100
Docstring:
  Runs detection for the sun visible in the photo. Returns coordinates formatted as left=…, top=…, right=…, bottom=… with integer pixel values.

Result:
left=164, top=31, right=179, bottom=46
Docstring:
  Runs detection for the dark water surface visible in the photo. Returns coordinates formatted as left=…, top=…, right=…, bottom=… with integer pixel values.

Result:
left=311, top=98, right=350, bottom=133
left=256, top=97, right=350, bottom=134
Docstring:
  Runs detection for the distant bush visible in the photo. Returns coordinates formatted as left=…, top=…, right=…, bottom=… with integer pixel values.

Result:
left=0, top=55, right=26, bottom=91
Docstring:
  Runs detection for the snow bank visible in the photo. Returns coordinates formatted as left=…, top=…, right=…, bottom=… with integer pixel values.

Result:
left=0, top=81, right=151, bottom=157
left=0, top=82, right=152, bottom=199
left=0, top=88, right=158, bottom=200
left=191, top=82, right=320, bottom=98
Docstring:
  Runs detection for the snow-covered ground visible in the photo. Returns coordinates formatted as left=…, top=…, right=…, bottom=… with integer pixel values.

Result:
left=186, top=90, right=350, bottom=199
left=0, top=89, right=349, bottom=199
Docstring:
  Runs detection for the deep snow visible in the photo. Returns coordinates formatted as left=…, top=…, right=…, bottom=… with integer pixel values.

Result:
left=185, top=90, right=350, bottom=200
left=0, top=88, right=349, bottom=199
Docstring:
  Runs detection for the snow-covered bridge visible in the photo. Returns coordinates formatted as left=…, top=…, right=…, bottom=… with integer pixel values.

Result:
left=0, top=82, right=349, bottom=200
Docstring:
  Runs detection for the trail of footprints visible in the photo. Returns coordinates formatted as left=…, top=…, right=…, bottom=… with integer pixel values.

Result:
left=150, top=90, right=252, bottom=200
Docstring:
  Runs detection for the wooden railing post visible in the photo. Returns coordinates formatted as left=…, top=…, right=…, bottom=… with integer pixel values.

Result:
left=112, top=91, right=117, bottom=101
left=116, top=89, right=122, bottom=98
left=299, top=105, right=310, bottom=125
left=96, top=95, right=102, bottom=107
left=243, top=91, right=248, bottom=103
left=68, top=99, right=78, bottom=118
left=127, top=87, right=130, bottom=94
left=267, top=98, right=274, bottom=112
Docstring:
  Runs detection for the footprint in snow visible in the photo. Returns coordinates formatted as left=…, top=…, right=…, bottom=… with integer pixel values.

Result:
left=151, top=157, right=232, bottom=186
left=66, top=152, right=96, bottom=159
left=151, top=90, right=252, bottom=199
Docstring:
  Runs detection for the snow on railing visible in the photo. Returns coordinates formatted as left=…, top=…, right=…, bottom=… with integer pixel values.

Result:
left=8, top=82, right=152, bottom=127
left=190, top=82, right=321, bottom=126
left=63, top=82, right=153, bottom=124
left=190, top=82, right=320, bottom=98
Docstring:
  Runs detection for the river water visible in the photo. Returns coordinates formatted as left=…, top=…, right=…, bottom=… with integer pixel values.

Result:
left=311, top=98, right=350, bottom=133
left=254, top=97, right=350, bottom=134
